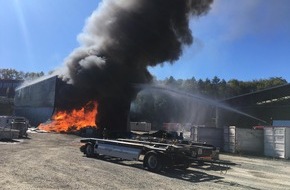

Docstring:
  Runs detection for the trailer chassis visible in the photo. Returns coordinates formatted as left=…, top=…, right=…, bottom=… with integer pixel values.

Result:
left=80, top=138, right=223, bottom=172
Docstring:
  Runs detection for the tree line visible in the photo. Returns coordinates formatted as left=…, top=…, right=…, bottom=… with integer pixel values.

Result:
left=0, top=69, right=44, bottom=81
left=156, top=76, right=287, bottom=99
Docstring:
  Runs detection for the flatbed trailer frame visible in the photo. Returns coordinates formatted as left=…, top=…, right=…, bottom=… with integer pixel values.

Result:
left=80, top=138, right=222, bottom=172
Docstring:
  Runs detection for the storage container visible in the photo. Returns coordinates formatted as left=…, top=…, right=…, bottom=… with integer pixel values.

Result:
left=264, top=127, right=290, bottom=159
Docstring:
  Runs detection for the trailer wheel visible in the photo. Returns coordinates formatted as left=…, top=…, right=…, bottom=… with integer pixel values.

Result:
left=85, top=143, right=95, bottom=158
left=144, top=151, right=163, bottom=172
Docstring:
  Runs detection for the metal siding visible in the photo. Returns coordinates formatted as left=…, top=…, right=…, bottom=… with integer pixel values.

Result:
left=264, top=127, right=274, bottom=157
left=236, top=128, right=264, bottom=154
left=14, top=76, right=57, bottom=126
left=14, top=107, right=54, bottom=126
left=15, top=76, right=56, bottom=107
left=286, top=128, right=290, bottom=159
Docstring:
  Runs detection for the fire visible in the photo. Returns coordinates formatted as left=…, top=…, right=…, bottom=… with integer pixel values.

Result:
left=38, top=101, right=98, bottom=132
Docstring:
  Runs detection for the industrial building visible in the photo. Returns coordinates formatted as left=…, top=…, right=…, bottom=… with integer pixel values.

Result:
left=14, top=76, right=65, bottom=126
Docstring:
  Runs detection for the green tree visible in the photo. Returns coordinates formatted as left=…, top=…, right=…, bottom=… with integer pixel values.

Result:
left=0, top=69, right=44, bottom=80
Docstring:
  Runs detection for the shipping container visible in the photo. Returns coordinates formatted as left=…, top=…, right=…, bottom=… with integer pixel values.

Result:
left=223, top=126, right=264, bottom=155
left=264, top=127, right=290, bottom=159
left=236, top=128, right=264, bottom=155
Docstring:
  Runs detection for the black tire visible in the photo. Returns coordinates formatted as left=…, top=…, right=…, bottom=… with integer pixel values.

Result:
left=143, top=151, right=163, bottom=172
left=85, top=143, right=95, bottom=158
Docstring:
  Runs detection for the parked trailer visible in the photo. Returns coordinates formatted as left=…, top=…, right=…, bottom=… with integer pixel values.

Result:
left=80, top=138, right=220, bottom=172
left=0, top=116, right=29, bottom=138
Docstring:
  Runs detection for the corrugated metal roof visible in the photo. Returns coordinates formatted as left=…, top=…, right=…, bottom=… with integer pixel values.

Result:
left=221, top=83, right=290, bottom=106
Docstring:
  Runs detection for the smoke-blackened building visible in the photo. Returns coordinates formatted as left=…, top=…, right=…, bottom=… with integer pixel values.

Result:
left=14, top=75, right=132, bottom=134
left=14, top=76, right=60, bottom=126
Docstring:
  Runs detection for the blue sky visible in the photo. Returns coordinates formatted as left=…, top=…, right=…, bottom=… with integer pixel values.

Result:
left=1, top=0, right=290, bottom=82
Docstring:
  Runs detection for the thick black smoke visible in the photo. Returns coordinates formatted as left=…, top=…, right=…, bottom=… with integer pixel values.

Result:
left=56, top=0, right=213, bottom=134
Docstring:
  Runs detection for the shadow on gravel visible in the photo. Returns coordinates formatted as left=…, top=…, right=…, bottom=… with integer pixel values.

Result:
left=192, top=163, right=233, bottom=172
left=160, top=168, right=224, bottom=183
left=0, top=136, right=31, bottom=144
left=19, top=136, right=31, bottom=140
left=214, top=180, right=261, bottom=190
left=89, top=156, right=225, bottom=183
left=0, top=136, right=31, bottom=142
left=0, top=139, right=20, bottom=143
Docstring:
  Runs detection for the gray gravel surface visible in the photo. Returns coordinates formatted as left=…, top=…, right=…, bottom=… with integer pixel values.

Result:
left=1, top=132, right=290, bottom=190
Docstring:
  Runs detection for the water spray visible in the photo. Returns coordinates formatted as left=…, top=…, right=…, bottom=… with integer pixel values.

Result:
left=135, top=84, right=270, bottom=125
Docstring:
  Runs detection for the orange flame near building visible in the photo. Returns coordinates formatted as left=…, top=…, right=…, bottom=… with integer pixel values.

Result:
left=38, top=101, right=98, bottom=132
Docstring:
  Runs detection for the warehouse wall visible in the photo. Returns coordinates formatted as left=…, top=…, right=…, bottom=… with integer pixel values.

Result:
left=14, top=76, right=57, bottom=126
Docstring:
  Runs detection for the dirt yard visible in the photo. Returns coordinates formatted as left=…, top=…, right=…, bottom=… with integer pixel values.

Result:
left=1, top=132, right=290, bottom=190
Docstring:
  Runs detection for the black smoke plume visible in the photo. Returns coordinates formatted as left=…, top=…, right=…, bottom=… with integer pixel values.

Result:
left=56, top=0, right=213, bottom=134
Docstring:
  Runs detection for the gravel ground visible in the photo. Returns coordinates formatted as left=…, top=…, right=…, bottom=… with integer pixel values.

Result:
left=1, top=132, right=290, bottom=190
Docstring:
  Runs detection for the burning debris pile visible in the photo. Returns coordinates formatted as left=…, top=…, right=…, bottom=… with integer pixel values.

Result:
left=41, top=0, right=213, bottom=135
left=39, top=101, right=97, bottom=133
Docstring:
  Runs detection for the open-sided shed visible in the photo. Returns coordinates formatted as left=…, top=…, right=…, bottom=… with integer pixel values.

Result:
left=218, top=83, right=290, bottom=128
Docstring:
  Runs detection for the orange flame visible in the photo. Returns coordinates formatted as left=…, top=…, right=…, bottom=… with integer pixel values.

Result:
left=38, top=101, right=98, bottom=132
